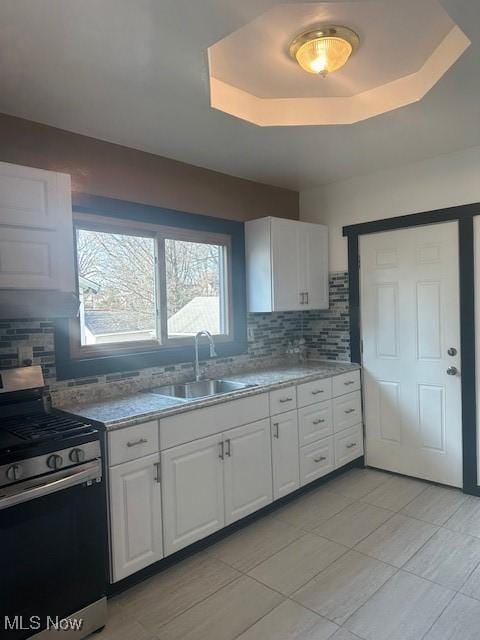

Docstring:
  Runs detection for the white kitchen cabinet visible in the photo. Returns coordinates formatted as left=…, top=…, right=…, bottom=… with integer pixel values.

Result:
left=107, top=369, right=364, bottom=579
left=161, top=435, right=225, bottom=556
left=300, top=437, right=335, bottom=486
left=271, top=410, right=300, bottom=499
left=334, top=424, right=364, bottom=467
left=298, top=401, right=334, bottom=446
left=333, top=391, right=362, bottom=433
left=0, top=161, right=75, bottom=291
left=109, top=453, right=163, bottom=582
left=298, top=221, right=329, bottom=310
left=224, top=419, right=273, bottom=524
left=245, top=216, right=328, bottom=312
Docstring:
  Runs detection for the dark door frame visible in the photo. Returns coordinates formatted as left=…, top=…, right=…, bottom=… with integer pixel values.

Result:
left=343, top=202, right=480, bottom=495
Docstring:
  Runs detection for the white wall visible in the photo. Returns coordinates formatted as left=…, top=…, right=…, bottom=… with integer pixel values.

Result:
left=300, top=146, right=480, bottom=272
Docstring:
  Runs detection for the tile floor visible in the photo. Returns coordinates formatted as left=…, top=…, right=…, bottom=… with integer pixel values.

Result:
left=95, top=468, right=480, bottom=640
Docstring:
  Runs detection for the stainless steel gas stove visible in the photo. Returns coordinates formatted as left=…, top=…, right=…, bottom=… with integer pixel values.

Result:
left=0, top=366, right=107, bottom=639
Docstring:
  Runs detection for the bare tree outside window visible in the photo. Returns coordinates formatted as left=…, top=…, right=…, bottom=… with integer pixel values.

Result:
left=165, top=239, right=225, bottom=338
left=75, top=227, right=228, bottom=347
left=76, top=229, right=157, bottom=345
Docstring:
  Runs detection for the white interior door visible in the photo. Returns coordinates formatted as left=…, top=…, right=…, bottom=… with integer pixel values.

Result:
left=360, top=221, right=462, bottom=487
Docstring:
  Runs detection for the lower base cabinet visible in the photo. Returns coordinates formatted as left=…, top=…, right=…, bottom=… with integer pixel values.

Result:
left=107, top=370, right=363, bottom=580
left=161, top=419, right=273, bottom=555
left=271, top=410, right=300, bottom=499
left=161, top=435, right=225, bottom=556
left=300, top=437, right=335, bottom=486
left=335, top=424, right=363, bottom=467
left=109, top=453, right=163, bottom=582
left=224, top=419, right=273, bottom=525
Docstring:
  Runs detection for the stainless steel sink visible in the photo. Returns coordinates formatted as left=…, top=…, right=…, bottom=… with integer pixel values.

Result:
left=150, top=379, right=255, bottom=400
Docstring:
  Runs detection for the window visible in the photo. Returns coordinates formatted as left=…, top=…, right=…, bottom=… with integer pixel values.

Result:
left=73, top=217, right=232, bottom=354
left=76, top=228, right=158, bottom=346
left=165, top=238, right=228, bottom=339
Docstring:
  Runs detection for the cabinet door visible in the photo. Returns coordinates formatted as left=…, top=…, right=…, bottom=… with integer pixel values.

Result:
left=299, top=222, right=329, bottom=310
left=224, top=419, right=273, bottom=524
left=109, top=453, right=163, bottom=582
left=0, top=162, right=74, bottom=291
left=271, top=218, right=302, bottom=311
left=161, top=435, right=225, bottom=556
left=271, top=410, right=300, bottom=500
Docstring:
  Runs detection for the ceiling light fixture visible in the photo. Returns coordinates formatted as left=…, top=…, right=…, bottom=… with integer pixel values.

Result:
left=289, top=25, right=359, bottom=77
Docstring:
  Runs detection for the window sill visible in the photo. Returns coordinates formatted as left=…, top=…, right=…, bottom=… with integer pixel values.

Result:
left=54, top=333, right=248, bottom=381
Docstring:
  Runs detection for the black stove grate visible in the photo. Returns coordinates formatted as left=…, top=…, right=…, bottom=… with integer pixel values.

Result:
left=1, top=413, right=94, bottom=441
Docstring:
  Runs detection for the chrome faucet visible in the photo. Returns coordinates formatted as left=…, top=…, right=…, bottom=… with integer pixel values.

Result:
left=194, top=330, right=217, bottom=381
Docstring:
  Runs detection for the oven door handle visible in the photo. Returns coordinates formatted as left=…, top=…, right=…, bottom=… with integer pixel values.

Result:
left=0, top=460, right=102, bottom=511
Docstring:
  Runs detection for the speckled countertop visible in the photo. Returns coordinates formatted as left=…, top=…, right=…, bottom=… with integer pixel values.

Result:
left=60, top=360, right=360, bottom=431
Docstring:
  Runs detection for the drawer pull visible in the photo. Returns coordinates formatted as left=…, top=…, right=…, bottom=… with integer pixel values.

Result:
left=126, top=438, right=148, bottom=447
left=314, top=456, right=327, bottom=463
left=312, top=419, right=325, bottom=425
left=344, top=380, right=355, bottom=386
left=346, top=442, right=357, bottom=449
left=344, top=408, right=356, bottom=414
left=279, top=397, right=293, bottom=403
left=311, top=389, right=324, bottom=395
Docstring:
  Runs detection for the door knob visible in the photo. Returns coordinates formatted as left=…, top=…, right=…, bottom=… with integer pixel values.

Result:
left=446, top=366, right=458, bottom=376
left=447, top=348, right=457, bottom=356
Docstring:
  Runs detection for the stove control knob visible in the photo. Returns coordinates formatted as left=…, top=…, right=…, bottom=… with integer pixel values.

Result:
left=69, top=448, right=85, bottom=464
left=47, top=454, right=63, bottom=470
left=6, top=463, right=23, bottom=482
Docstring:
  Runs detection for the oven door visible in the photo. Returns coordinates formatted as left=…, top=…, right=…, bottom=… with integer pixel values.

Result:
left=0, top=461, right=107, bottom=639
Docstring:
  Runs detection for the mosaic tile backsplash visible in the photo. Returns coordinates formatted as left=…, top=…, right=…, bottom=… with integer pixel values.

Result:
left=304, top=272, right=351, bottom=362
left=0, top=273, right=350, bottom=405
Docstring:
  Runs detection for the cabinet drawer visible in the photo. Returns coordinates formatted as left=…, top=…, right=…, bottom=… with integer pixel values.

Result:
left=334, top=425, right=364, bottom=467
left=108, top=421, right=159, bottom=466
left=160, top=393, right=269, bottom=450
left=299, top=438, right=335, bottom=486
left=298, top=401, right=333, bottom=446
left=297, top=378, right=332, bottom=408
left=332, top=370, right=361, bottom=397
left=333, top=391, right=362, bottom=433
left=269, top=386, right=297, bottom=415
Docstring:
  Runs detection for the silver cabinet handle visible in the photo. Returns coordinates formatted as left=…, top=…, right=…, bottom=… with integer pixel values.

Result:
left=299, top=292, right=305, bottom=305
left=312, top=419, right=325, bottom=425
left=225, top=438, right=231, bottom=457
left=218, top=441, right=224, bottom=460
left=314, top=456, right=327, bottom=463
left=344, top=408, right=355, bottom=414
left=127, top=438, right=148, bottom=447
left=273, top=423, right=280, bottom=438
left=154, top=461, right=161, bottom=483
left=346, top=442, right=357, bottom=449
left=279, top=397, right=293, bottom=403
left=344, top=380, right=355, bottom=386
left=305, top=292, right=309, bottom=305
left=311, top=389, right=324, bottom=395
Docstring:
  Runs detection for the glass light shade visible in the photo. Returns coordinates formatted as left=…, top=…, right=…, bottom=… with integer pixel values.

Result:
left=295, top=36, right=353, bottom=75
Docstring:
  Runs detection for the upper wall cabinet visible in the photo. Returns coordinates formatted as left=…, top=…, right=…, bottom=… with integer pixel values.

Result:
left=245, top=217, right=328, bottom=312
left=0, top=161, right=75, bottom=292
